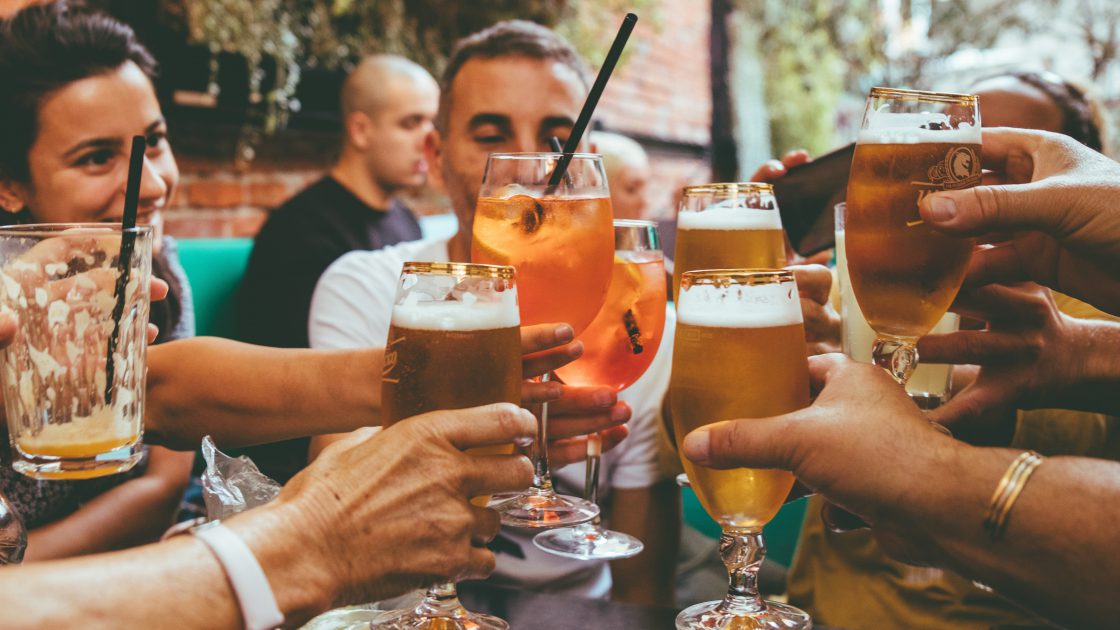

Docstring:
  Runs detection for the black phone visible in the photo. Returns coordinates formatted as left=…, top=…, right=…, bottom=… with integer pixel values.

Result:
left=773, top=142, right=854, bottom=257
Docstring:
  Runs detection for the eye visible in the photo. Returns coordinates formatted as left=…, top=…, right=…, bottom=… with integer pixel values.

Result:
left=474, top=135, right=505, bottom=145
left=76, top=149, right=116, bottom=168
left=145, top=130, right=168, bottom=151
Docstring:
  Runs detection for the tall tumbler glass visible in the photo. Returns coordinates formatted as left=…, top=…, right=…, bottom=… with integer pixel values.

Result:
left=0, top=224, right=152, bottom=480
left=370, top=261, right=521, bottom=630
left=845, top=87, right=980, bottom=384
left=670, top=270, right=811, bottom=630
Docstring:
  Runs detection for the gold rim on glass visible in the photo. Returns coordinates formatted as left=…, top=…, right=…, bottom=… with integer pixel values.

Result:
left=0, top=223, right=153, bottom=238
left=402, top=261, right=515, bottom=280
left=681, top=182, right=774, bottom=197
left=869, top=87, right=978, bottom=105
left=680, top=268, right=794, bottom=291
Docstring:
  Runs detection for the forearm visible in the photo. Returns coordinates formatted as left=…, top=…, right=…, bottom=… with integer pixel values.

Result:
left=146, top=337, right=382, bottom=450
left=898, top=445, right=1120, bottom=628
left=2, top=503, right=336, bottom=629
left=609, top=482, right=680, bottom=605
left=25, top=448, right=192, bottom=561
left=1063, top=318, right=1120, bottom=416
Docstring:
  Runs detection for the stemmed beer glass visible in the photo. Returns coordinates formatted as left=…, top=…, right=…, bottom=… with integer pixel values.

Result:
left=534, top=219, right=666, bottom=559
left=844, top=87, right=981, bottom=384
left=472, top=153, right=615, bottom=528
left=369, top=262, right=522, bottom=630
left=670, top=270, right=812, bottom=630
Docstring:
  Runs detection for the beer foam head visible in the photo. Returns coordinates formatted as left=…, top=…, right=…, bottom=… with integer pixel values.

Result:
left=392, top=297, right=519, bottom=331
left=861, top=111, right=980, bottom=144
left=677, top=276, right=803, bottom=328
left=678, top=202, right=782, bottom=231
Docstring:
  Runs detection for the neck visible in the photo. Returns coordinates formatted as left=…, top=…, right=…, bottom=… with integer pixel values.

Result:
left=447, top=229, right=470, bottom=263
left=329, top=152, right=392, bottom=210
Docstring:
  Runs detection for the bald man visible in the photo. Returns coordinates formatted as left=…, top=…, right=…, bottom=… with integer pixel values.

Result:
left=235, top=55, right=438, bottom=482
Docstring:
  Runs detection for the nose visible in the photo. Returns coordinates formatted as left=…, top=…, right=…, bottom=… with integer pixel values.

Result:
left=136, top=156, right=168, bottom=206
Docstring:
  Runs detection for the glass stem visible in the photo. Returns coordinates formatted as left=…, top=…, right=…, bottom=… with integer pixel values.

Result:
left=531, top=372, right=555, bottom=492
left=872, top=335, right=919, bottom=385
left=718, top=527, right=767, bottom=614
left=411, top=582, right=468, bottom=619
left=583, top=433, right=602, bottom=526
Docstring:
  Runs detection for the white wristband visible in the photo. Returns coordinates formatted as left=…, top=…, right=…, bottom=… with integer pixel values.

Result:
left=193, top=521, right=285, bottom=630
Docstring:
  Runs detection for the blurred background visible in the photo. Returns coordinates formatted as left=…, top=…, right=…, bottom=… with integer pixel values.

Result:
left=83, top=0, right=1120, bottom=237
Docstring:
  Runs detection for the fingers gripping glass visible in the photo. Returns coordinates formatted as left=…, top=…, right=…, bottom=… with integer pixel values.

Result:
left=533, top=220, right=666, bottom=560
left=472, top=153, right=614, bottom=529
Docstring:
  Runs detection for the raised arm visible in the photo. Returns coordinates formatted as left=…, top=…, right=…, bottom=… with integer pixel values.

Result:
left=145, top=337, right=383, bottom=450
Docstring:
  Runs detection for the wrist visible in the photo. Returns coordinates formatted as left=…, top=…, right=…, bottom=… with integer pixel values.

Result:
left=1062, top=318, right=1120, bottom=414
left=223, top=502, right=337, bottom=626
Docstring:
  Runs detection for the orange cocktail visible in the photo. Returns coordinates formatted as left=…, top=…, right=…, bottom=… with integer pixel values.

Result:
left=473, top=194, right=613, bottom=335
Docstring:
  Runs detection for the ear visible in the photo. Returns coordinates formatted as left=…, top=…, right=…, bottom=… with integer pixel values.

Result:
left=0, top=181, right=27, bottom=216
left=345, top=111, right=374, bottom=151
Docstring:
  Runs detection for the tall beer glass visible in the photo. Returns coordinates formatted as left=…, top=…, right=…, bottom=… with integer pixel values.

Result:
left=535, top=219, right=666, bottom=560
left=472, top=153, right=613, bottom=528
left=836, top=203, right=959, bottom=408
left=846, top=87, right=980, bottom=383
left=672, top=182, right=785, bottom=301
left=671, top=270, right=811, bottom=630
left=370, top=262, right=520, bottom=630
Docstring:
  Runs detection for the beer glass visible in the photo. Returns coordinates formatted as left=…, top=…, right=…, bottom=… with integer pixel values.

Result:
left=836, top=203, right=958, bottom=408
left=369, top=262, right=521, bottom=630
left=535, top=219, right=666, bottom=560
left=472, top=153, right=613, bottom=528
left=672, top=182, right=785, bottom=301
left=845, top=87, right=980, bottom=384
left=671, top=270, right=811, bottom=630
left=0, top=224, right=152, bottom=480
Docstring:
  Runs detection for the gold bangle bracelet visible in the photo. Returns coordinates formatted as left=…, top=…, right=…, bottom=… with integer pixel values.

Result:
left=983, top=450, right=1045, bottom=541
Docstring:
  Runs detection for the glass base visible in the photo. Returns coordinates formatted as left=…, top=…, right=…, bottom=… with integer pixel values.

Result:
left=489, top=488, right=599, bottom=529
left=675, top=598, right=811, bottom=630
left=532, top=523, right=644, bottom=560
left=299, top=604, right=382, bottom=630
left=11, top=441, right=143, bottom=480
left=367, top=608, right=508, bottom=630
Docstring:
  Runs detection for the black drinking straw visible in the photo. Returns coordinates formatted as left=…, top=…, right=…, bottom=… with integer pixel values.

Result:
left=548, top=136, right=574, bottom=187
left=547, top=12, right=638, bottom=190
left=104, top=135, right=145, bottom=403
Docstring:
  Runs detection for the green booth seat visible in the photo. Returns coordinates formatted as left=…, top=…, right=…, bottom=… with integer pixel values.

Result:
left=682, top=488, right=807, bottom=568
left=176, top=238, right=254, bottom=339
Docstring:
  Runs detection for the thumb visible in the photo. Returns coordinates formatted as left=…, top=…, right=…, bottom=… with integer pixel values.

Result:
left=919, top=181, right=1066, bottom=237
left=682, top=414, right=800, bottom=471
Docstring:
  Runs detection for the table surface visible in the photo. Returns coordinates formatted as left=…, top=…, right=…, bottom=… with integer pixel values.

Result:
left=459, top=582, right=678, bottom=629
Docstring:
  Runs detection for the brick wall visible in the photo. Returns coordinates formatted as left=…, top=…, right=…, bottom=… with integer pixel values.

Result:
left=164, top=0, right=714, bottom=237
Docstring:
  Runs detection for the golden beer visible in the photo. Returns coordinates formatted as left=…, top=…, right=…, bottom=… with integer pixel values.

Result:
left=670, top=270, right=809, bottom=527
left=846, top=140, right=978, bottom=338
left=473, top=194, right=613, bottom=334
left=672, top=183, right=785, bottom=301
left=380, top=263, right=521, bottom=486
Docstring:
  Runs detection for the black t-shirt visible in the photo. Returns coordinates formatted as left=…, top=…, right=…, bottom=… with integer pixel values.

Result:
left=234, top=175, right=421, bottom=483
left=236, top=175, right=421, bottom=348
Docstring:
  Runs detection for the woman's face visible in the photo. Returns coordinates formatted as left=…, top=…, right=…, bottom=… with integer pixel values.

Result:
left=3, top=60, right=178, bottom=233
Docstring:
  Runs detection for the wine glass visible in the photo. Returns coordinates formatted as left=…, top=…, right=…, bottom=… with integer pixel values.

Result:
left=472, top=152, right=615, bottom=528
left=533, top=219, right=666, bottom=559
